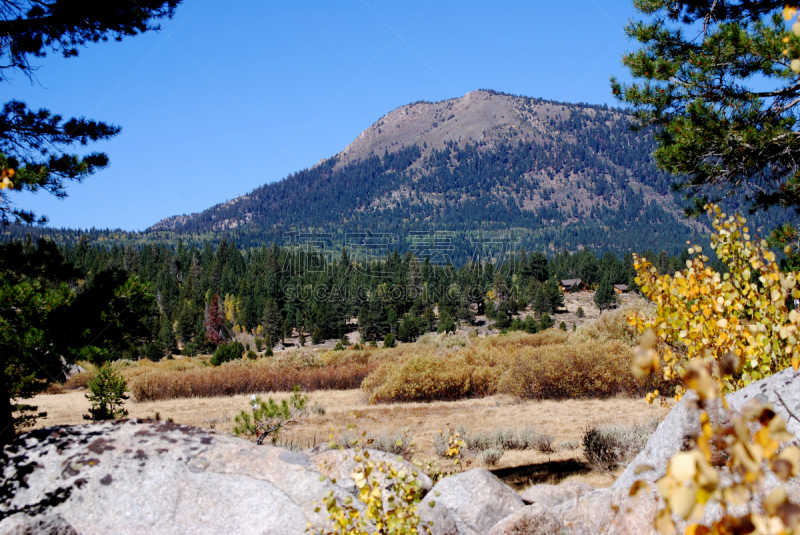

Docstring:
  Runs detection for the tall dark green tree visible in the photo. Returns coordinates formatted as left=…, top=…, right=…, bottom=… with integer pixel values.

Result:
left=0, top=1, right=182, bottom=445
left=261, top=298, right=284, bottom=347
left=0, top=1, right=181, bottom=225
left=611, top=0, right=797, bottom=215
left=594, top=279, right=619, bottom=313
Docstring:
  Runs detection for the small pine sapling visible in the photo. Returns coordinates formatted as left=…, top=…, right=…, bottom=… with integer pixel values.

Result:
left=83, top=365, right=129, bottom=421
left=234, top=386, right=309, bottom=445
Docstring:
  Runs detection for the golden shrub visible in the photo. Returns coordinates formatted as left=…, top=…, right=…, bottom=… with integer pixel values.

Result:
left=361, top=332, right=672, bottom=403
left=498, top=341, right=667, bottom=400
left=631, top=204, right=800, bottom=396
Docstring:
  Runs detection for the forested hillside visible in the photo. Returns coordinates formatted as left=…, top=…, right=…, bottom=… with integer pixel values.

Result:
left=148, top=90, right=706, bottom=258
left=5, top=90, right=790, bottom=259
left=56, top=235, right=692, bottom=360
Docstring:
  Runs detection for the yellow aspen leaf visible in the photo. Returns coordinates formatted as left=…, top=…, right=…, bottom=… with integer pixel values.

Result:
left=670, top=486, right=698, bottom=519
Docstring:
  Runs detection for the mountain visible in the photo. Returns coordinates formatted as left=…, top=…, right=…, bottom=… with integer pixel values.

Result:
left=13, top=90, right=758, bottom=260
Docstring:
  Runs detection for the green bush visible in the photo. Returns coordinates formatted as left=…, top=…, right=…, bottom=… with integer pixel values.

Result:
left=83, top=365, right=129, bottom=421
left=181, top=341, right=199, bottom=357
left=575, top=306, right=585, bottom=318
left=559, top=321, right=567, bottom=331
left=254, top=337, right=264, bottom=351
left=234, top=386, right=308, bottom=444
left=383, top=333, right=396, bottom=348
left=246, top=349, right=258, bottom=360
left=211, top=341, right=245, bottom=366
left=143, top=342, right=164, bottom=362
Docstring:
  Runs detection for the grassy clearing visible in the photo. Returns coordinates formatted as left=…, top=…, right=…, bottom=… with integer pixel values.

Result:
left=24, top=389, right=670, bottom=487
left=361, top=333, right=670, bottom=403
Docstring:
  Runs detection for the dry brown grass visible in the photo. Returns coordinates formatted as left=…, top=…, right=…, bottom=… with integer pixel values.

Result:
left=57, top=312, right=664, bottom=407
left=24, top=388, right=670, bottom=488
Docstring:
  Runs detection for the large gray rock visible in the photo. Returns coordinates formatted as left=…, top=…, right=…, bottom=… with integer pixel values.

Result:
left=615, top=367, right=800, bottom=491
left=311, top=448, right=433, bottom=495
left=419, top=469, right=524, bottom=535
left=0, top=420, right=352, bottom=535
left=519, top=480, right=594, bottom=507
left=487, top=503, right=562, bottom=535
left=491, top=486, right=660, bottom=535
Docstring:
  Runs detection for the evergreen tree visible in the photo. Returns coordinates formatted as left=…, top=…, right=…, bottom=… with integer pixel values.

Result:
left=261, top=299, right=284, bottom=347
left=383, top=333, right=396, bottom=348
left=437, top=309, right=456, bottom=334
left=83, top=365, right=129, bottom=421
left=530, top=286, right=549, bottom=318
left=485, top=300, right=496, bottom=320
left=398, top=313, right=422, bottom=342
left=311, top=326, right=324, bottom=345
left=157, top=316, right=178, bottom=355
left=612, top=1, right=797, bottom=215
left=0, top=2, right=180, bottom=225
left=422, top=306, right=437, bottom=333
left=594, top=279, right=618, bottom=313
left=544, top=278, right=565, bottom=313
left=494, top=300, right=512, bottom=330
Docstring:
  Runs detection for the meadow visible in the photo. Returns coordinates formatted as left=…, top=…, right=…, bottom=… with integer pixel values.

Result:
left=32, top=297, right=672, bottom=488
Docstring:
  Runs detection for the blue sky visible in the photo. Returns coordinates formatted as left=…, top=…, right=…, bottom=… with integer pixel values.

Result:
left=10, top=1, right=640, bottom=230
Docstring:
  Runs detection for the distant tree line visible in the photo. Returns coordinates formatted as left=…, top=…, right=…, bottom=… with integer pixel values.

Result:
left=52, top=237, right=696, bottom=358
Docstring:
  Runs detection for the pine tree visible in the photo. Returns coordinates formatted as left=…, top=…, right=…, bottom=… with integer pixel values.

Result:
left=311, top=326, right=324, bottom=345
left=611, top=1, right=798, bottom=215
left=0, top=2, right=180, bottom=225
left=531, top=286, right=549, bottom=318
left=157, top=316, right=177, bottom=355
left=594, top=279, right=618, bottom=313
left=83, top=365, right=129, bottom=421
left=437, top=309, right=456, bottom=334
left=494, top=301, right=512, bottom=330
left=544, top=278, right=565, bottom=313
left=261, top=299, right=284, bottom=347
left=205, top=293, right=226, bottom=348
left=398, top=313, right=421, bottom=342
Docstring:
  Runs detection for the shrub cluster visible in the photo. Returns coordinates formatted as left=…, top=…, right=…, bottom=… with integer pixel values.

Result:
left=581, top=418, right=659, bottom=470
left=362, top=330, right=672, bottom=403
left=568, top=299, right=654, bottom=347
left=210, top=341, right=244, bottom=366
left=130, top=361, right=375, bottom=402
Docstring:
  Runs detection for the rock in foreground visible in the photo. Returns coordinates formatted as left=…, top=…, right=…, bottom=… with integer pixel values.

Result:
left=0, top=420, right=353, bottom=535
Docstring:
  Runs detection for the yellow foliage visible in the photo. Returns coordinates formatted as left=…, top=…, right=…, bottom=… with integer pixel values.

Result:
left=630, top=204, right=800, bottom=396
left=311, top=441, right=431, bottom=535
left=643, top=360, right=800, bottom=534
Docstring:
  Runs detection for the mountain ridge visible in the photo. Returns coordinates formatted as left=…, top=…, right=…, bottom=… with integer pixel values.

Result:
left=149, top=89, right=709, bottom=259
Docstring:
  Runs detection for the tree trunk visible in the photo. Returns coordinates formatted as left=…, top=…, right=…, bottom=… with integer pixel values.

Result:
left=0, top=373, right=16, bottom=445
